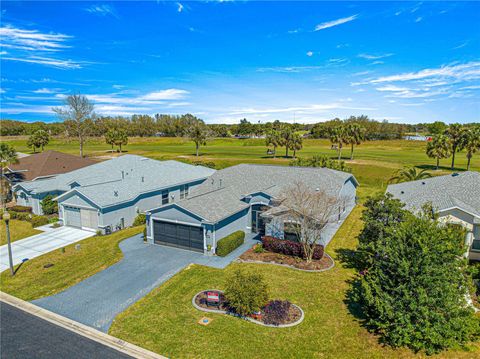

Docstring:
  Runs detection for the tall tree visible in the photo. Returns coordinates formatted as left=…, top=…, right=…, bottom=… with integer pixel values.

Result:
left=105, top=129, right=117, bottom=151
left=187, top=121, right=208, bottom=156
left=114, top=129, right=129, bottom=153
left=280, top=125, right=295, bottom=158
left=389, top=167, right=432, bottom=183
left=0, top=143, right=18, bottom=209
left=444, top=124, right=467, bottom=170
left=34, top=130, right=50, bottom=151
left=464, top=127, right=480, bottom=171
left=344, top=123, right=366, bottom=160
left=265, top=129, right=281, bottom=158
left=426, top=134, right=451, bottom=170
left=26, top=134, right=39, bottom=153
left=290, top=132, right=303, bottom=159
left=329, top=125, right=346, bottom=160
left=53, top=94, right=94, bottom=158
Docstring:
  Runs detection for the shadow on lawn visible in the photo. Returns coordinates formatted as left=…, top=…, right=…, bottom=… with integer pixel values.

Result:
left=416, top=164, right=466, bottom=172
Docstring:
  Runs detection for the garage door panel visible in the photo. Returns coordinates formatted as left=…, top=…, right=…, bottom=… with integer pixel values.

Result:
left=153, top=220, right=204, bottom=252
left=65, top=207, right=81, bottom=228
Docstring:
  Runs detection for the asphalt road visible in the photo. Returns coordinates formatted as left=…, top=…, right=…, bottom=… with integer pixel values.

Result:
left=0, top=302, right=132, bottom=359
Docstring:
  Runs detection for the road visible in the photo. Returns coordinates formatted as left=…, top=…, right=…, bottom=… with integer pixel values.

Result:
left=0, top=302, right=132, bottom=359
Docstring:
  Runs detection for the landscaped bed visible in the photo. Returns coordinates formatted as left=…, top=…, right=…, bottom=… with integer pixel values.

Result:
left=193, top=290, right=303, bottom=327
left=239, top=246, right=334, bottom=271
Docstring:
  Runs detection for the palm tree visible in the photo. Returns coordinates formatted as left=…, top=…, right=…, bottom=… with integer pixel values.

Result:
left=345, top=123, right=366, bottom=160
left=105, top=129, right=117, bottom=152
left=115, top=129, right=129, bottom=153
left=0, top=143, right=19, bottom=209
left=290, top=133, right=303, bottom=158
left=426, top=134, right=451, bottom=170
left=280, top=125, right=295, bottom=158
left=329, top=125, right=346, bottom=160
left=187, top=121, right=208, bottom=157
left=444, top=124, right=467, bottom=170
left=389, top=167, right=432, bottom=184
left=265, top=129, right=281, bottom=158
left=464, top=127, right=480, bottom=170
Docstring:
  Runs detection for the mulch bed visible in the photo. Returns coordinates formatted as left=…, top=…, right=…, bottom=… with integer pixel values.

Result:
left=194, top=291, right=302, bottom=326
left=239, top=248, right=333, bottom=271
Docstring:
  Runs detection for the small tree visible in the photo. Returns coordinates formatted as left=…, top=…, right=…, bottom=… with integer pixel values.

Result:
left=280, top=125, right=295, bottom=158
left=0, top=143, right=18, bottom=209
left=265, top=129, right=281, bottom=158
left=277, top=181, right=340, bottom=262
left=114, top=129, right=128, bottom=153
left=328, top=124, right=346, bottom=160
left=444, top=123, right=467, bottom=170
left=289, top=132, right=303, bottom=159
left=464, top=127, right=480, bottom=170
left=40, top=194, right=58, bottom=215
left=35, top=130, right=50, bottom=151
left=27, top=134, right=40, bottom=153
left=187, top=120, right=208, bottom=156
left=105, top=129, right=116, bottom=151
left=224, top=269, right=269, bottom=316
left=426, top=134, right=451, bottom=170
left=344, top=123, right=366, bottom=160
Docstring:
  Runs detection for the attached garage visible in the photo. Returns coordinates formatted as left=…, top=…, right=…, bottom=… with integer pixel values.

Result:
left=153, top=220, right=204, bottom=252
left=64, top=205, right=98, bottom=231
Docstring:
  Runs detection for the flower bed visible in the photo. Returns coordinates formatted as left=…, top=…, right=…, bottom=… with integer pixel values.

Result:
left=239, top=247, right=334, bottom=271
left=192, top=290, right=304, bottom=327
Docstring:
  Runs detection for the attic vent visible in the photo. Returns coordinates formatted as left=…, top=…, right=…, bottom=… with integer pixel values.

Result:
left=114, top=190, right=119, bottom=197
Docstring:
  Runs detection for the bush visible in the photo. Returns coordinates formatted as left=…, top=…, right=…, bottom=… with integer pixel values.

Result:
left=216, top=231, right=245, bottom=257
left=14, top=212, right=31, bottom=221
left=40, top=195, right=58, bottom=215
left=263, top=300, right=292, bottom=326
left=9, top=205, right=32, bottom=213
left=224, top=269, right=269, bottom=316
left=143, top=227, right=147, bottom=242
left=30, top=215, right=49, bottom=228
left=133, top=213, right=146, bottom=227
left=253, top=243, right=265, bottom=253
left=262, top=236, right=324, bottom=260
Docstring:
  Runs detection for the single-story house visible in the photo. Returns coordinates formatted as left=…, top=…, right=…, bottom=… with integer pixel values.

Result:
left=5, top=150, right=96, bottom=184
left=146, top=164, right=358, bottom=254
left=387, top=171, right=480, bottom=261
left=13, top=155, right=215, bottom=232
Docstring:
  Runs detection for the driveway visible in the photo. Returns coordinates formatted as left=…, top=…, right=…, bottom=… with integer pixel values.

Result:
left=33, top=233, right=258, bottom=332
left=0, top=226, right=95, bottom=272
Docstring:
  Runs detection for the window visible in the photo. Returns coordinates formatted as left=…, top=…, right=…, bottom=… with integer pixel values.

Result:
left=180, top=184, right=189, bottom=199
left=162, top=190, right=169, bottom=205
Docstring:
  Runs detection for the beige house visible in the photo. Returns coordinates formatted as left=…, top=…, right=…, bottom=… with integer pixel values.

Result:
left=387, top=171, right=480, bottom=261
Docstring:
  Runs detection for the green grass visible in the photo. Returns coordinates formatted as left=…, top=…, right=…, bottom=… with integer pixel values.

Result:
left=0, top=226, right=143, bottom=300
left=0, top=220, right=41, bottom=246
left=109, top=207, right=480, bottom=358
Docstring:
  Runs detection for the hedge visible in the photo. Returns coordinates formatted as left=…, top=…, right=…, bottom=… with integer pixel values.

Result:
left=262, top=236, right=324, bottom=260
left=9, top=205, right=32, bottom=213
left=30, top=215, right=50, bottom=228
left=216, top=231, right=245, bottom=257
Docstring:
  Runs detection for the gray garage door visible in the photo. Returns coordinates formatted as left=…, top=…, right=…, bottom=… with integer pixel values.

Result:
left=153, top=220, right=204, bottom=252
left=64, top=206, right=81, bottom=228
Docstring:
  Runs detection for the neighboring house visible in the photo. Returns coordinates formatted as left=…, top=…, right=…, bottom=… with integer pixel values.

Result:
left=5, top=150, right=96, bottom=184
left=387, top=171, right=480, bottom=261
left=146, top=164, right=358, bottom=254
left=13, top=155, right=215, bottom=232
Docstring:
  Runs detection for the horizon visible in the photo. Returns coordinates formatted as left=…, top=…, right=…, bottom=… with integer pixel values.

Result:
left=1, top=1, right=479, bottom=125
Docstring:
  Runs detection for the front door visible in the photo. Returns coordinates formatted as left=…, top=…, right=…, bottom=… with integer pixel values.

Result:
left=251, top=204, right=267, bottom=235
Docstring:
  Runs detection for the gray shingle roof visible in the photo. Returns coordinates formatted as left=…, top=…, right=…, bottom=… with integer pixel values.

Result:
left=386, top=171, right=480, bottom=218
left=174, top=164, right=358, bottom=223
left=15, top=155, right=215, bottom=208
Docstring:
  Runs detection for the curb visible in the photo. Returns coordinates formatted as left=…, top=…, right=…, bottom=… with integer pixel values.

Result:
left=192, top=290, right=304, bottom=328
left=0, top=291, right=167, bottom=359
left=236, top=252, right=335, bottom=273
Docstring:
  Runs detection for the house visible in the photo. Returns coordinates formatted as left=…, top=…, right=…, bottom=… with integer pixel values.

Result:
left=4, top=150, right=96, bottom=184
left=146, top=164, right=358, bottom=254
left=13, top=155, right=215, bottom=232
left=387, top=171, right=480, bottom=261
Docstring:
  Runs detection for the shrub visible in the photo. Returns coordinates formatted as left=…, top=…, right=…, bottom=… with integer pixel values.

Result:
left=253, top=243, right=265, bottom=253
left=96, top=230, right=103, bottom=236
left=262, top=236, right=324, bottom=260
left=263, top=300, right=292, bottom=326
left=224, top=269, right=269, bottom=316
left=40, top=195, right=58, bottom=215
left=216, top=231, right=245, bottom=257
left=143, top=227, right=147, bottom=242
left=14, top=212, right=31, bottom=221
left=30, top=215, right=49, bottom=228
left=133, top=213, right=146, bottom=227
left=48, top=216, right=59, bottom=223
left=9, top=205, right=32, bottom=213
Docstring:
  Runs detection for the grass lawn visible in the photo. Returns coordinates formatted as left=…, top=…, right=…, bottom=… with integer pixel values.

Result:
left=0, top=226, right=143, bottom=301
left=0, top=220, right=42, bottom=246
left=109, top=207, right=480, bottom=359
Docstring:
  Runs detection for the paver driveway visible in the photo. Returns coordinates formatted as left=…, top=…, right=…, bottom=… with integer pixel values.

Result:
left=33, top=233, right=258, bottom=332
left=0, top=226, right=94, bottom=272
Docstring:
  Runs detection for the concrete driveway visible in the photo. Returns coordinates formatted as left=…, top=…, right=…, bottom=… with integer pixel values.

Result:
left=33, top=233, right=258, bottom=332
left=0, top=226, right=95, bottom=272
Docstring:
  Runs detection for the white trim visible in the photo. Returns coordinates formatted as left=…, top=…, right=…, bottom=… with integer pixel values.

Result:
left=438, top=206, right=480, bottom=220
left=152, top=217, right=202, bottom=227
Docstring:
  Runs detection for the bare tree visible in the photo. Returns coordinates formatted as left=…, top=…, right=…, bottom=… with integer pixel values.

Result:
left=53, top=94, right=94, bottom=158
left=276, top=182, right=341, bottom=262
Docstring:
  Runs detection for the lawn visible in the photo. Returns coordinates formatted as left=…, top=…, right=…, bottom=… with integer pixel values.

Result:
left=109, top=207, right=480, bottom=359
left=0, top=226, right=143, bottom=300
left=0, top=219, right=41, bottom=246
left=4, top=136, right=479, bottom=200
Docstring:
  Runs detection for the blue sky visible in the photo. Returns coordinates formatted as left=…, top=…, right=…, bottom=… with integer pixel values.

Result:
left=1, top=1, right=479, bottom=124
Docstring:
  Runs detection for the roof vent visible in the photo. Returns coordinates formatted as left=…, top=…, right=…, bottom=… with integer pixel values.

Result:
left=400, top=191, right=405, bottom=194
left=219, top=179, right=222, bottom=187
left=141, top=176, right=144, bottom=183
left=452, top=172, right=459, bottom=177
left=421, top=181, right=426, bottom=185
left=121, top=171, right=124, bottom=179
left=316, top=187, right=320, bottom=192
left=114, top=190, right=118, bottom=197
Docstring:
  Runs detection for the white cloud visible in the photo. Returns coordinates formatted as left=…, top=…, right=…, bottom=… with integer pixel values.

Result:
left=0, top=25, right=71, bottom=51
left=0, top=89, right=5, bottom=94
left=358, top=53, right=393, bottom=60
left=306, top=51, right=313, bottom=57
left=177, top=2, right=184, bottom=12
left=33, top=88, right=58, bottom=94
left=227, top=102, right=376, bottom=116
left=257, top=66, right=322, bottom=73
left=85, top=4, right=119, bottom=18
left=415, top=16, right=423, bottom=23
left=140, top=89, right=189, bottom=101
left=2, top=56, right=84, bottom=69
left=314, top=14, right=358, bottom=31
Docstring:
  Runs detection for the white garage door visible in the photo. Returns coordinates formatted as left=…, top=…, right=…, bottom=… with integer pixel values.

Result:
left=64, top=206, right=81, bottom=228
left=80, top=209, right=98, bottom=230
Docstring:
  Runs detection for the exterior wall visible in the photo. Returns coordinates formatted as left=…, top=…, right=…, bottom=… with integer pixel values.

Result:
left=15, top=189, right=31, bottom=207
left=339, top=178, right=358, bottom=208
left=214, top=208, right=250, bottom=244
left=438, top=208, right=475, bottom=232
